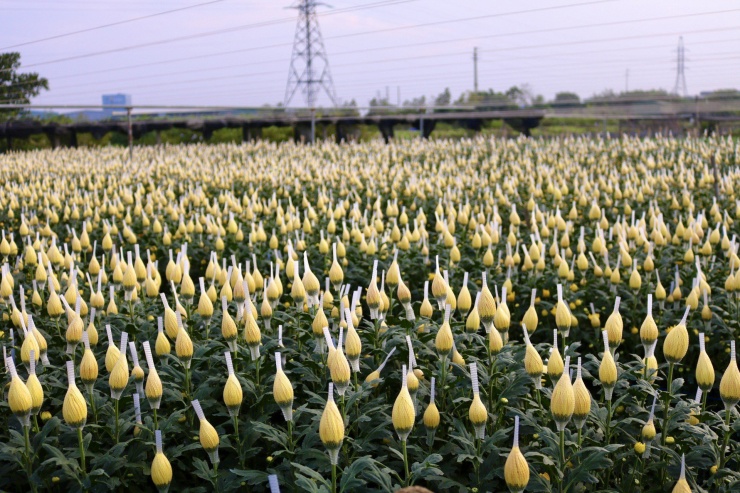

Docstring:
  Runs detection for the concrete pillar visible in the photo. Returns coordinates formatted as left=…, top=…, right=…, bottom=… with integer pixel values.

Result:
left=294, top=124, right=312, bottom=143
left=378, top=122, right=395, bottom=144
left=421, top=119, right=436, bottom=139
left=335, top=123, right=345, bottom=144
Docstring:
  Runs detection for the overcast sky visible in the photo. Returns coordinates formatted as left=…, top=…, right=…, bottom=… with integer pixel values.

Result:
left=2, top=0, right=740, bottom=109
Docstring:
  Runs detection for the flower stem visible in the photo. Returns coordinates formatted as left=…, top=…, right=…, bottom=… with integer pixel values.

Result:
left=114, top=399, right=120, bottom=444
left=287, top=420, right=294, bottom=453
left=401, top=439, right=410, bottom=487
left=559, top=429, right=566, bottom=470
left=233, top=414, right=240, bottom=449
left=153, top=408, right=158, bottom=429
left=440, top=355, right=448, bottom=408
left=87, top=385, right=97, bottom=424
left=606, top=399, right=613, bottom=444
left=661, top=363, right=674, bottom=446
left=719, top=408, right=732, bottom=469
left=23, top=424, right=32, bottom=476
left=331, top=463, right=337, bottom=493
left=185, top=365, right=191, bottom=400
left=77, top=427, right=86, bottom=475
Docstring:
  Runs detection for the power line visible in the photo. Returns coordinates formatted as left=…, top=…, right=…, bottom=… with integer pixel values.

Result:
left=4, top=0, right=621, bottom=75
left=26, top=61, right=740, bottom=108
left=3, top=35, right=696, bottom=89
left=4, top=0, right=416, bottom=71
left=9, top=5, right=739, bottom=89
left=0, top=0, right=228, bottom=50
left=324, top=0, right=615, bottom=41
left=25, top=45, right=740, bottom=105
left=26, top=23, right=740, bottom=97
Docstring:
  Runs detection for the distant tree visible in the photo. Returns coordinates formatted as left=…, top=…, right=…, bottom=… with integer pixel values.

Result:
left=586, top=88, right=679, bottom=106
left=434, top=87, right=452, bottom=106
left=455, top=89, right=515, bottom=110
left=590, top=89, right=617, bottom=101
left=369, top=97, right=391, bottom=107
left=505, top=86, right=523, bottom=104
left=702, top=89, right=740, bottom=101
left=336, top=98, right=359, bottom=117
left=506, top=84, right=543, bottom=107
left=554, top=92, right=580, bottom=104
left=619, top=89, right=673, bottom=100
left=0, top=52, right=49, bottom=120
left=403, top=95, right=426, bottom=107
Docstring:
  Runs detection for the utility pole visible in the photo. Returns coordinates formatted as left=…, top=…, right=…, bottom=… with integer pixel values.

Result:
left=673, top=36, right=687, bottom=97
left=126, top=107, right=133, bottom=161
left=473, top=47, right=479, bottom=93
left=397, top=86, right=400, bottom=106
left=284, top=0, right=338, bottom=110
left=625, top=69, right=629, bottom=93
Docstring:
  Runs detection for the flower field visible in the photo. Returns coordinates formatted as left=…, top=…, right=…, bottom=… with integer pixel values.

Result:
left=0, top=135, right=739, bottom=492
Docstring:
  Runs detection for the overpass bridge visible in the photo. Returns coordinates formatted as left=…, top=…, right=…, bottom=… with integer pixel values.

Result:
left=0, top=97, right=736, bottom=150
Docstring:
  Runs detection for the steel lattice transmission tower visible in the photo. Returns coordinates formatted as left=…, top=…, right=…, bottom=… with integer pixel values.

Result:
left=673, top=36, right=687, bottom=97
left=284, top=0, right=338, bottom=107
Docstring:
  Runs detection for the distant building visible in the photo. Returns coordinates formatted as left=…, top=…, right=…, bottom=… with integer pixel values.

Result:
left=102, top=94, right=131, bottom=117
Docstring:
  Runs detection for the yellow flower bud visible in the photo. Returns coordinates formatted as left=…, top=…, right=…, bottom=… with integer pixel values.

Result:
left=522, top=289, right=538, bottom=334
left=671, top=455, right=690, bottom=493
left=551, top=357, right=574, bottom=429
left=664, top=308, right=690, bottom=364
left=151, top=451, right=172, bottom=490
left=555, top=285, right=570, bottom=333
left=109, top=333, right=130, bottom=399
left=197, top=279, right=214, bottom=320
left=599, top=331, right=618, bottom=399
left=435, top=305, right=454, bottom=356
left=273, top=354, right=294, bottom=421
left=424, top=377, right=440, bottom=430
left=494, top=287, right=511, bottom=333
left=489, top=327, right=503, bottom=356
left=392, top=366, right=415, bottom=440
left=696, top=334, right=715, bottom=391
left=504, top=416, right=530, bottom=493
left=7, top=362, right=32, bottom=424
left=63, top=361, right=87, bottom=428
left=467, top=364, right=487, bottom=439
left=572, top=358, right=591, bottom=428
left=604, top=297, right=623, bottom=349
left=640, top=295, right=658, bottom=351
left=457, top=274, right=472, bottom=315
left=720, top=340, right=740, bottom=410
left=155, top=321, right=171, bottom=357
left=478, top=275, right=496, bottom=331
left=319, top=384, right=344, bottom=463
left=523, top=327, right=543, bottom=388
left=223, top=365, right=243, bottom=415
left=80, top=342, right=98, bottom=388
left=329, top=245, right=344, bottom=290
left=192, top=400, right=220, bottom=463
